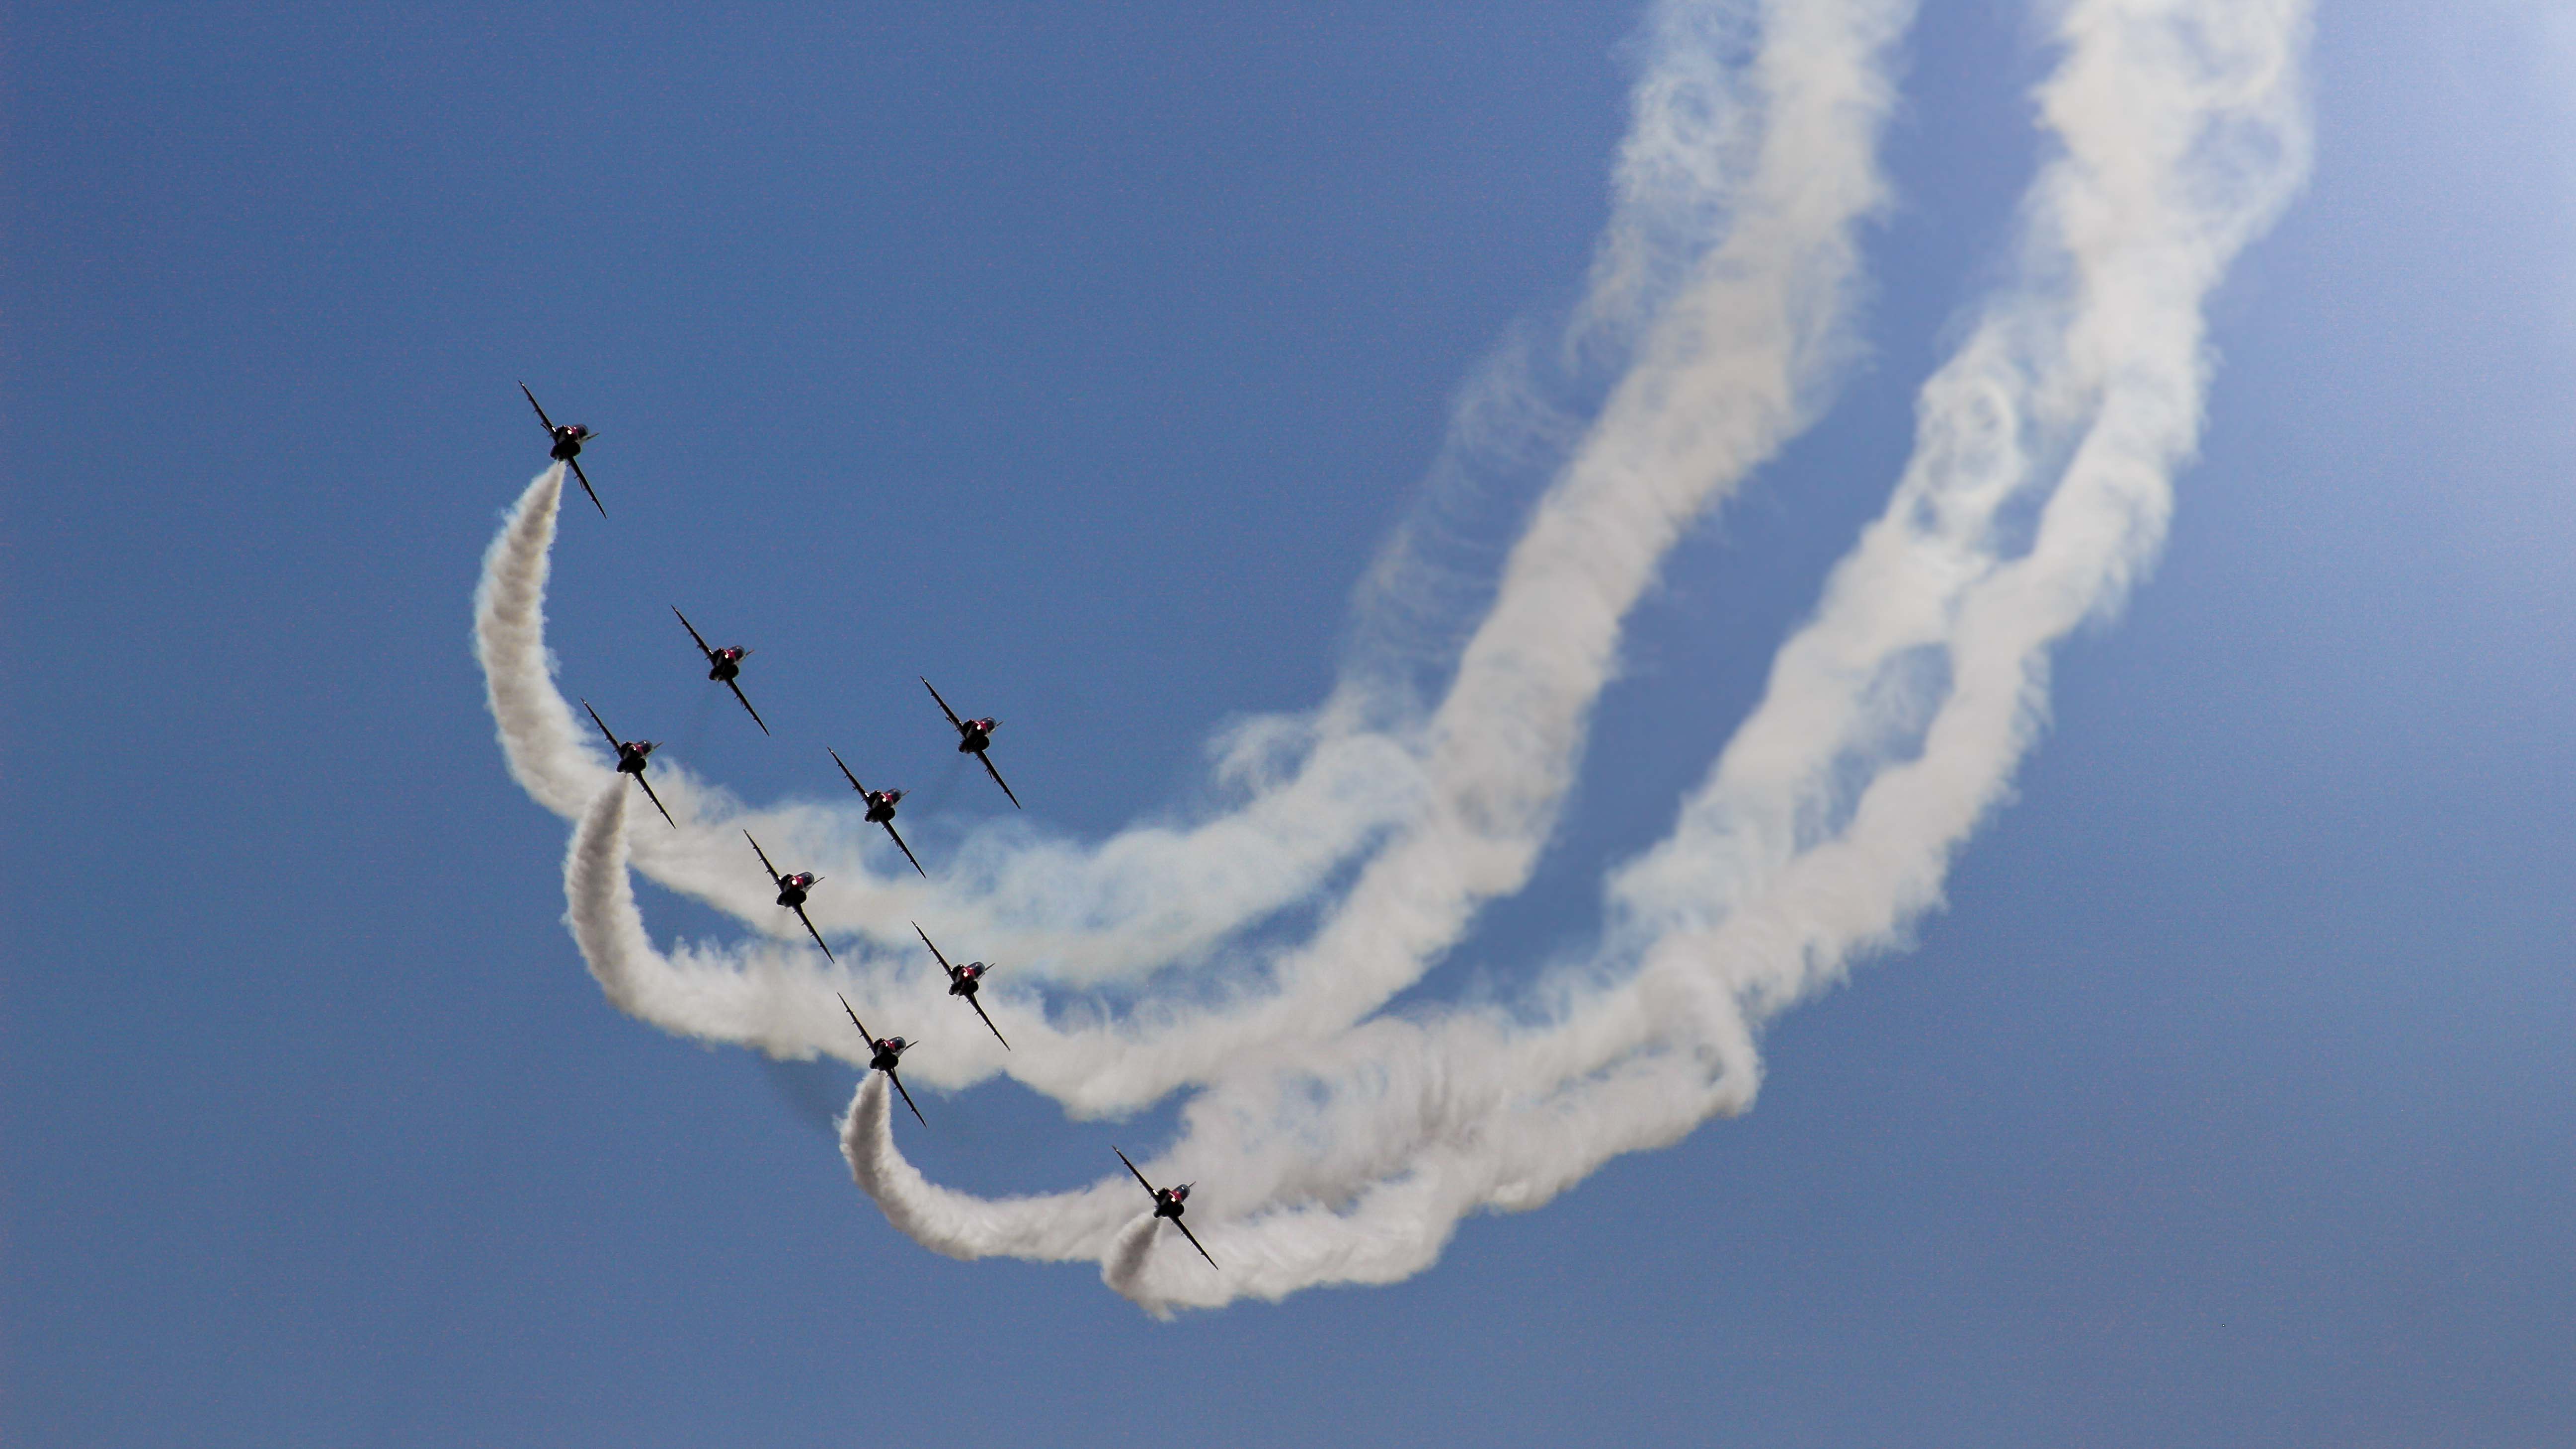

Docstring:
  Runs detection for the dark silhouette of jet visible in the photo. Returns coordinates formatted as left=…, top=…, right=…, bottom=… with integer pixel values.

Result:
left=922, top=677, right=1020, bottom=809
left=1115, top=1146, right=1216, bottom=1270
left=520, top=383, right=605, bottom=517
left=839, top=994, right=926, bottom=1127
left=828, top=749, right=923, bottom=877
left=913, top=922, right=1007, bottom=1049
left=582, top=699, right=674, bottom=828
left=745, top=832, right=830, bottom=960
left=674, top=607, right=768, bottom=735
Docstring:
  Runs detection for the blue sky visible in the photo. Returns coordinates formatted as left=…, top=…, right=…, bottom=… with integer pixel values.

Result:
left=5, top=1, right=2570, bottom=1445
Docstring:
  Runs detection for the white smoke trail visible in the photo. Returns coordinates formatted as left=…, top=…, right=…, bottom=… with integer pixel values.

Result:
left=490, top=0, right=1915, bottom=1115
left=1606, top=0, right=2317, bottom=991
left=478, top=456, right=1424, bottom=981
left=473, top=463, right=603, bottom=819
left=516, top=0, right=2308, bottom=1312
left=813, top=0, right=2312, bottom=1311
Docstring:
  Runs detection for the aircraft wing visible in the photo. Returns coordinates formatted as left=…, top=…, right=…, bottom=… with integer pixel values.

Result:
left=791, top=902, right=835, bottom=962
left=885, top=1067, right=927, bottom=1128
left=837, top=992, right=871, bottom=1044
left=911, top=921, right=955, bottom=978
left=520, top=381, right=555, bottom=433
left=967, top=993, right=1011, bottom=1051
left=566, top=457, right=606, bottom=518
left=1171, top=1216, right=1219, bottom=1271
left=920, top=676, right=966, bottom=733
left=883, top=820, right=926, bottom=879
left=978, top=752, right=1023, bottom=810
left=633, top=772, right=677, bottom=829
left=1113, top=1146, right=1159, bottom=1198
left=828, top=748, right=866, bottom=795
left=673, top=607, right=714, bottom=660
left=744, top=831, right=780, bottom=883
left=580, top=699, right=622, bottom=755
left=724, top=678, right=770, bottom=736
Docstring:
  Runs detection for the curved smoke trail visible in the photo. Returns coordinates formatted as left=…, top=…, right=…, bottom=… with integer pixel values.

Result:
left=496, top=0, right=2310, bottom=1311
left=483, top=0, right=1914, bottom=1118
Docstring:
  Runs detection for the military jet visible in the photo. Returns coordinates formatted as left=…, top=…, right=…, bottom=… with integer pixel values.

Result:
left=1114, top=1146, right=1216, bottom=1270
left=581, top=699, right=675, bottom=828
left=827, top=749, right=924, bottom=878
left=912, top=921, right=1007, bottom=1049
left=838, top=994, right=926, bottom=1127
left=745, top=831, right=830, bottom=960
left=673, top=607, right=768, bottom=735
left=519, top=382, right=606, bottom=518
left=921, top=677, right=1020, bottom=809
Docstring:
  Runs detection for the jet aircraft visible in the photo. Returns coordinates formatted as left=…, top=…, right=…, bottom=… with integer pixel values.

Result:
left=828, top=749, right=924, bottom=877
left=839, top=994, right=926, bottom=1127
left=921, top=677, right=1020, bottom=809
left=582, top=699, right=675, bottom=828
left=674, top=607, right=768, bottom=735
left=745, top=832, right=831, bottom=960
left=1114, top=1146, right=1217, bottom=1270
left=912, top=921, right=1008, bottom=1049
left=519, top=382, right=606, bottom=518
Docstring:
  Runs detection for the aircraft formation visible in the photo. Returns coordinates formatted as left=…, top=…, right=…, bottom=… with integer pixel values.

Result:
left=523, top=385, right=1215, bottom=1271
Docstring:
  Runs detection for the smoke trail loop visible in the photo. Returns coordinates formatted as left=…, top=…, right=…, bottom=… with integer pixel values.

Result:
left=515, top=0, right=2311, bottom=1314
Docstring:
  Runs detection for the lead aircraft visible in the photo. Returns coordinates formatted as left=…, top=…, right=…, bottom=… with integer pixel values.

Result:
left=519, top=382, right=606, bottom=518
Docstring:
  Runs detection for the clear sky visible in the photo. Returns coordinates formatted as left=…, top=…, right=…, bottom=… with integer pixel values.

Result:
left=4, top=1, right=2570, bottom=1446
